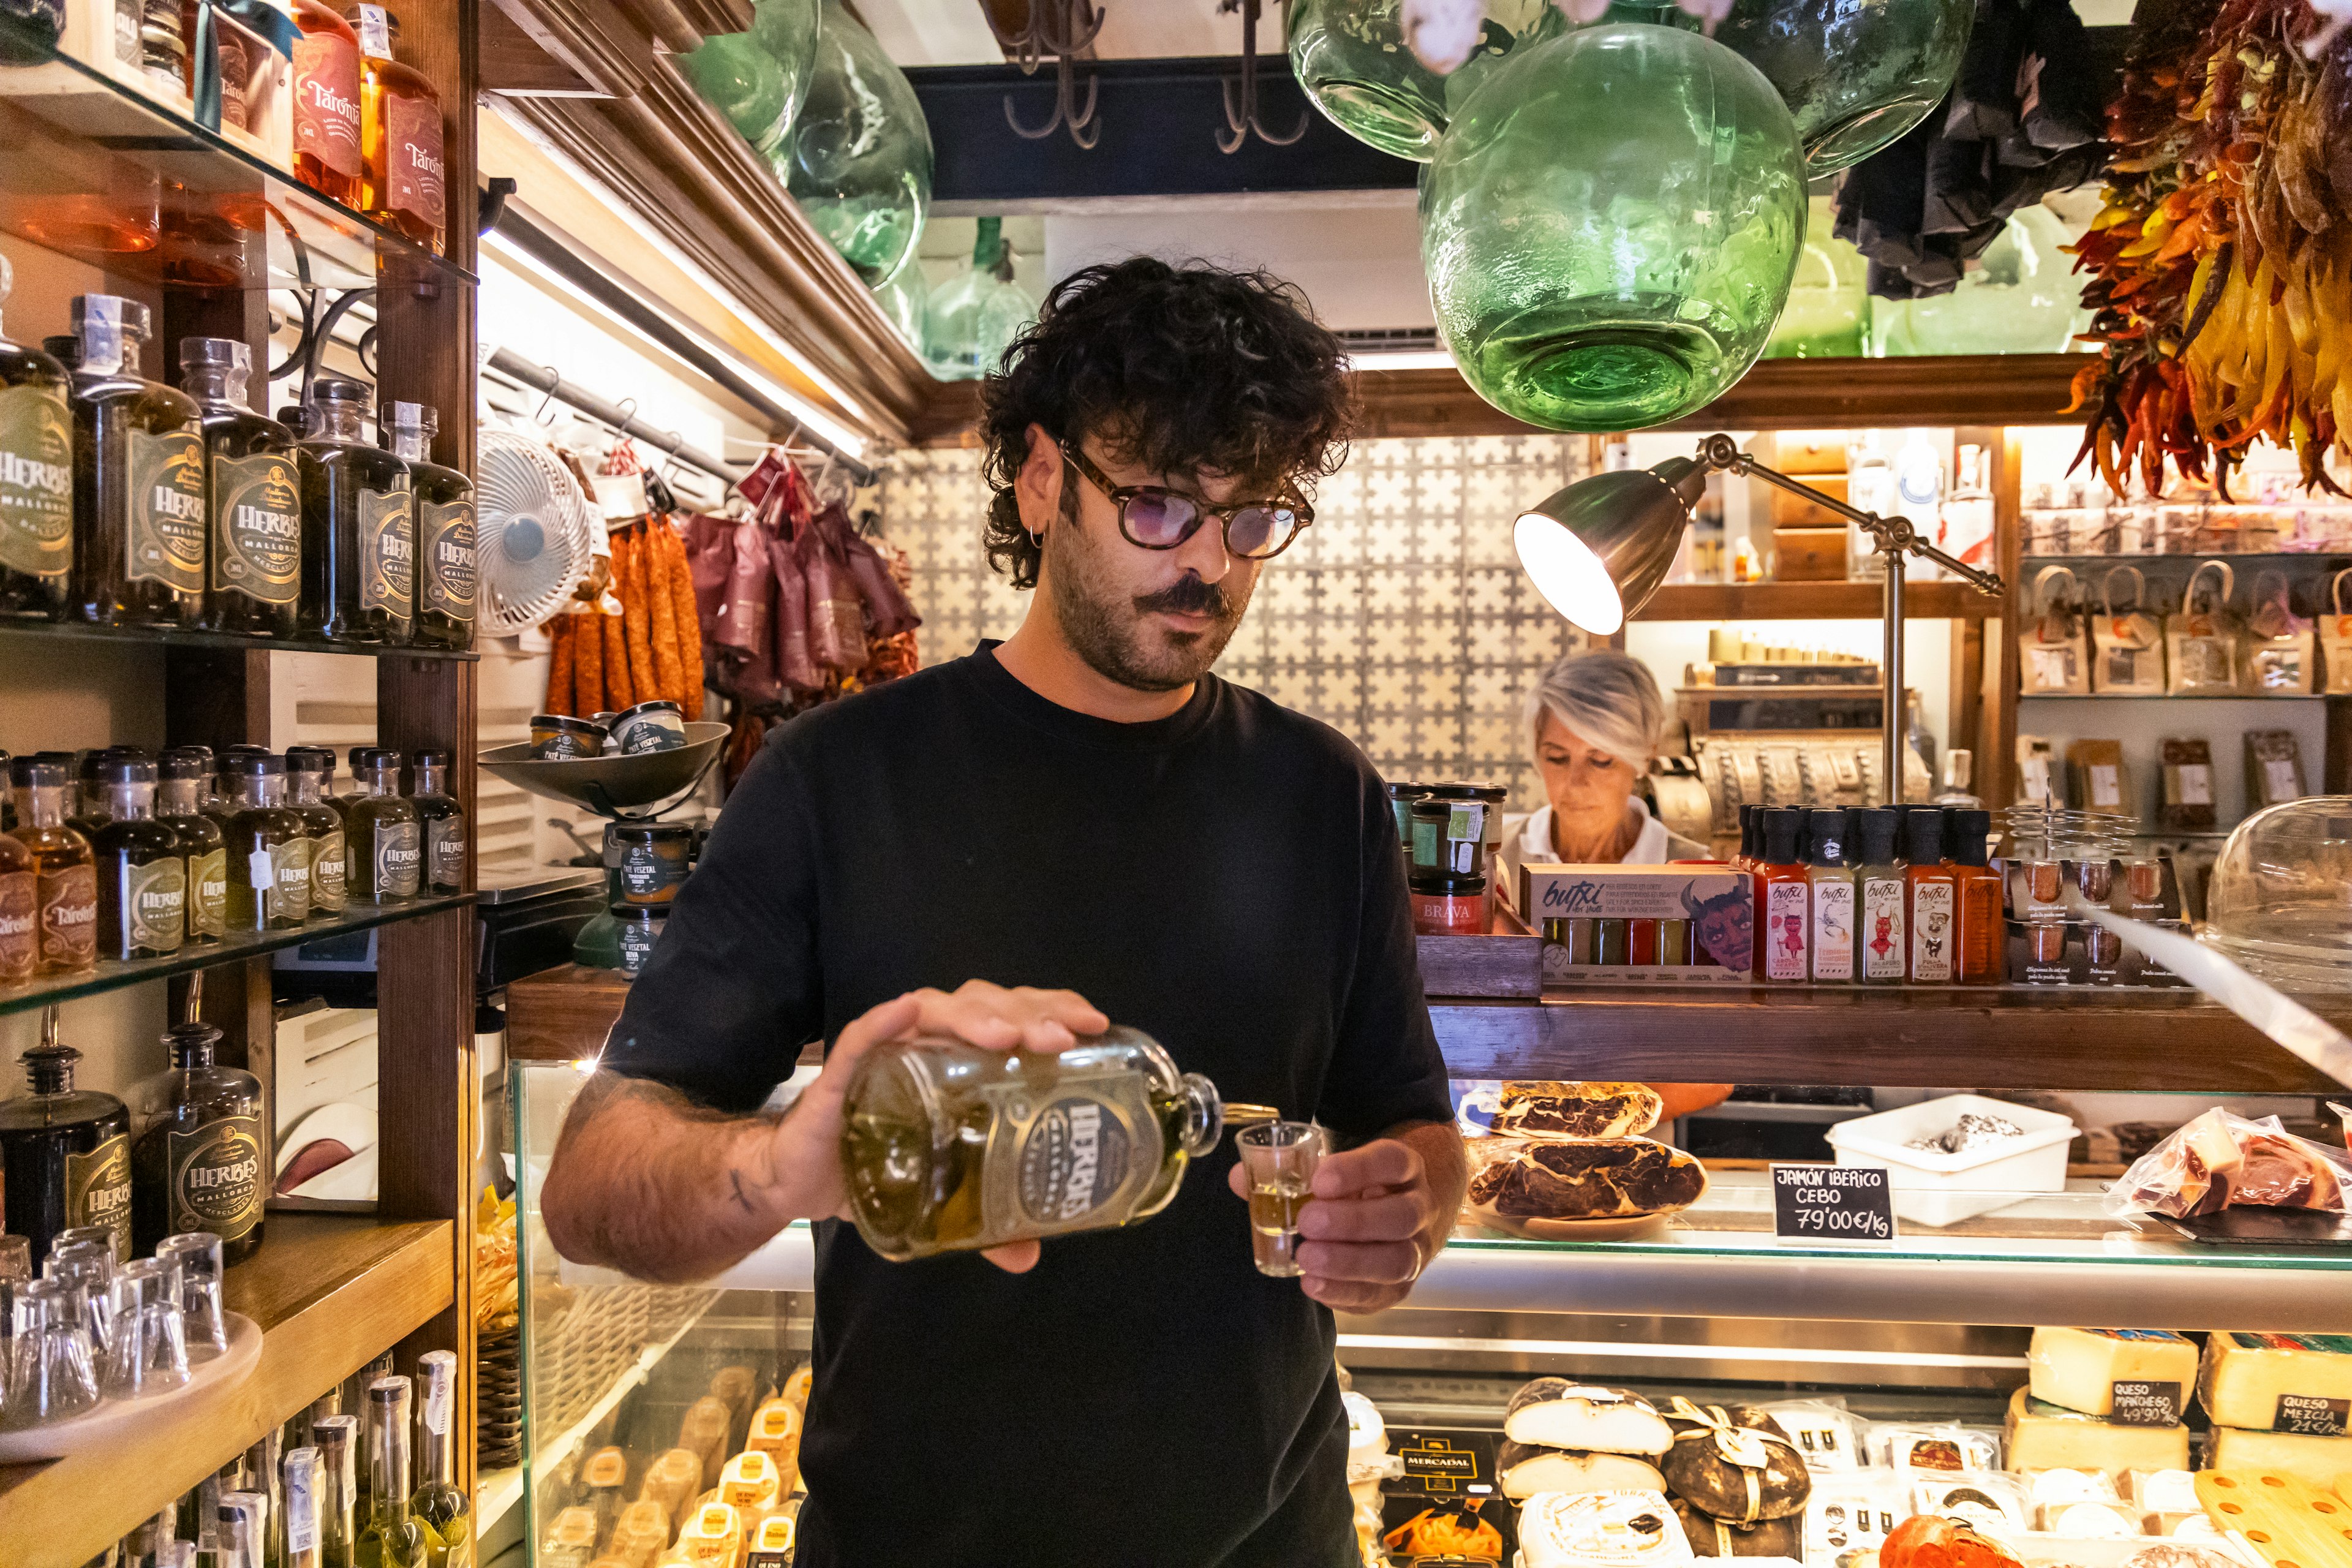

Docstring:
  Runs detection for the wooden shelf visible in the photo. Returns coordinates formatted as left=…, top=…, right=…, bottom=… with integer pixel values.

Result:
left=1637, top=580, right=2003, bottom=622
left=0, top=1214, right=455, bottom=1568
left=0, top=618, right=480, bottom=661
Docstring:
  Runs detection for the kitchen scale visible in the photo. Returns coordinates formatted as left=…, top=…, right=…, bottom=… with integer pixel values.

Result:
left=478, top=720, right=729, bottom=968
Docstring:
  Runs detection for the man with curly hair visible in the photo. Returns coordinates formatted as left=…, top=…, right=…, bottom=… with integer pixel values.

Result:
left=541, top=257, right=1466, bottom=1567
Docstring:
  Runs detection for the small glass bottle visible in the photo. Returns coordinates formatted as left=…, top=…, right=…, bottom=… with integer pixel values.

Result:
left=1806, top=807, right=1856, bottom=984
left=407, top=749, right=464, bottom=895
left=67, top=295, right=206, bottom=628
left=66, top=745, right=120, bottom=840
left=9, top=756, right=97, bottom=974
left=383, top=404, right=472, bottom=650
left=1949, top=807, right=2004, bottom=984
left=220, top=752, right=309, bottom=931
left=0, top=809, right=30, bottom=985
left=1904, top=806, right=1959, bottom=983
left=1932, top=747, right=1985, bottom=809
left=0, top=255, right=75, bottom=620
left=285, top=1446, right=324, bottom=1568
left=91, top=754, right=186, bottom=960
left=355, top=1378, right=437, bottom=1568
left=344, top=747, right=420, bottom=903
left=0, top=1013, right=132, bottom=1261
left=297, top=374, right=410, bottom=644
left=131, top=1019, right=266, bottom=1262
left=346, top=6, right=446, bottom=254
left=292, top=0, right=364, bottom=206
left=284, top=748, right=349, bottom=918
left=1757, top=806, right=1809, bottom=984
left=1852, top=806, right=1905, bottom=986
left=409, top=1351, right=472, bottom=1567
left=160, top=746, right=228, bottom=945
left=315, top=1415, right=359, bottom=1568
left=186, top=338, right=301, bottom=638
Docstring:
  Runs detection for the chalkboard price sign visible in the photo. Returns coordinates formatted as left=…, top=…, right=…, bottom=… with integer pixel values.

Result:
left=1771, top=1164, right=1898, bottom=1242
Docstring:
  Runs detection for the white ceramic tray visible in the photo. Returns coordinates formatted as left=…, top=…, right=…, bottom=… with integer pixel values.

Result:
left=0, top=1310, right=261, bottom=1461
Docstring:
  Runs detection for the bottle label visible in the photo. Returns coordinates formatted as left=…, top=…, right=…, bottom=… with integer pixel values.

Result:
left=126, top=429, right=208, bottom=594
left=1764, top=881, right=1809, bottom=980
left=358, top=488, right=413, bottom=619
left=426, top=815, right=464, bottom=891
left=1910, top=881, right=1956, bottom=982
left=0, top=382, right=74, bottom=581
left=616, top=915, right=661, bottom=974
left=0, top=868, right=34, bottom=980
left=38, top=861, right=97, bottom=969
left=1811, top=880, right=1855, bottom=981
left=209, top=451, right=301, bottom=604
left=312, top=826, right=348, bottom=911
left=355, top=2, right=389, bottom=55
left=374, top=818, right=421, bottom=897
left=1013, top=1091, right=1136, bottom=1227
left=275, top=834, right=314, bottom=922
left=423, top=1362, right=451, bottom=1435
left=67, top=1132, right=132, bottom=1260
left=292, top=29, right=361, bottom=176
left=1861, top=875, right=1905, bottom=980
left=167, top=1115, right=265, bottom=1241
left=387, top=90, right=447, bottom=229
left=285, top=1461, right=318, bottom=1554
left=420, top=497, right=475, bottom=623
left=188, top=845, right=227, bottom=937
left=120, top=854, right=187, bottom=954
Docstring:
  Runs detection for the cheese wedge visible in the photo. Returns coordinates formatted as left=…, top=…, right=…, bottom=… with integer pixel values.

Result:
left=2005, top=1387, right=2191, bottom=1476
left=2028, top=1327, right=2199, bottom=1417
left=2204, top=1425, right=2352, bottom=1488
left=2199, top=1332, right=2352, bottom=1433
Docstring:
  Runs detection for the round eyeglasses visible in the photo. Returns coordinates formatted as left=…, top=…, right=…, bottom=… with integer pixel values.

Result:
left=1063, top=445, right=1312, bottom=560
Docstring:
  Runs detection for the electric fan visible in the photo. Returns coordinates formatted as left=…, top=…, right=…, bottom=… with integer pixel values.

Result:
left=477, top=426, right=597, bottom=636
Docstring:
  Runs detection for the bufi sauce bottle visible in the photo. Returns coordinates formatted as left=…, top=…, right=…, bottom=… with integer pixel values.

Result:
left=1758, top=807, right=1808, bottom=984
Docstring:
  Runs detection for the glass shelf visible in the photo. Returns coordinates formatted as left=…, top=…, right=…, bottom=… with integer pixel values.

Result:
left=0, top=615, right=480, bottom=660
left=2019, top=552, right=2352, bottom=566
left=0, top=24, right=472, bottom=293
left=0, top=891, right=472, bottom=1014
left=2016, top=691, right=2329, bottom=701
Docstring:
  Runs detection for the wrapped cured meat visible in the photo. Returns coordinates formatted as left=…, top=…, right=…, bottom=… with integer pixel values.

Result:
left=1490, top=1082, right=1664, bottom=1140
left=1469, top=1139, right=1708, bottom=1220
left=1659, top=1399, right=1811, bottom=1523
left=1499, top=1440, right=1668, bottom=1500
left=2107, top=1108, right=2350, bottom=1220
left=1670, top=1499, right=1803, bottom=1558
left=1505, top=1382, right=1675, bottom=1456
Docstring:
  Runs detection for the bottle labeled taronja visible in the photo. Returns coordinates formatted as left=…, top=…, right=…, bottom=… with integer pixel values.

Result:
left=9, top=756, right=97, bottom=974
left=0, top=256, right=75, bottom=620
left=842, top=1027, right=1273, bottom=1262
left=292, top=0, right=364, bottom=205
left=185, top=337, right=301, bottom=637
left=347, top=4, right=445, bottom=253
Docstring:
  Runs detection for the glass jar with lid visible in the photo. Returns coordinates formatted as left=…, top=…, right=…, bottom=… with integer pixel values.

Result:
left=2203, top=800, right=2352, bottom=991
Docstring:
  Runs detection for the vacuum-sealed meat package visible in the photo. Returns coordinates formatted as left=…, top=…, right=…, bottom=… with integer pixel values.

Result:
left=2106, top=1108, right=2351, bottom=1219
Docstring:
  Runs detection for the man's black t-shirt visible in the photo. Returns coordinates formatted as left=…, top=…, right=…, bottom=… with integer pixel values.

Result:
left=601, top=644, right=1453, bottom=1568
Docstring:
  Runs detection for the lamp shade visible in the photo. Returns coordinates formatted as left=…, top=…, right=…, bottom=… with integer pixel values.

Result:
left=1513, top=460, right=1706, bottom=633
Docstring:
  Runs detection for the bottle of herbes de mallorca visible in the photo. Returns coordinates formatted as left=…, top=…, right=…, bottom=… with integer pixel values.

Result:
left=0, top=255, right=74, bottom=621
left=130, top=1020, right=268, bottom=1262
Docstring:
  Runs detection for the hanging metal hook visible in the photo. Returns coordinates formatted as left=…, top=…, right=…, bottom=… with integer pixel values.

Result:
left=532, top=363, right=564, bottom=425
left=1216, top=0, right=1306, bottom=153
left=992, top=0, right=1106, bottom=148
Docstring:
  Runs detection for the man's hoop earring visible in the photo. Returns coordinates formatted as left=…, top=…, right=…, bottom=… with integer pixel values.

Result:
left=1028, top=528, right=1044, bottom=546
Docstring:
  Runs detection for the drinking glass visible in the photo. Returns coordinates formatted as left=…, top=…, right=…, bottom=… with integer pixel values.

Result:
left=1, top=1278, right=101, bottom=1429
left=46, top=1247, right=114, bottom=1357
left=49, top=1224, right=116, bottom=1259
left=159, top=1232, right=229, bottom=1361
left=1237, top=1121, right=1329, bottom=1278
left=104, top=1259, right=190, bottom=1397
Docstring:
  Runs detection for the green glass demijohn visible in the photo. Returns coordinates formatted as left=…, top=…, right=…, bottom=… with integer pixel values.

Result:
left=1765, top=194, right=1869, bottom=358
left=1420, top=21, right=1807, bottom=434
left=678, top=1, right=818, bottom=156
left=1691, top=0, right=1972, bottom=172
left=782, top=0, right=934, bottom=288
left=872, top=252, right=929, bottom=359
left=921, top=219, right=1035, bottom=382
left=1286, top=0, right=1564, bottom=162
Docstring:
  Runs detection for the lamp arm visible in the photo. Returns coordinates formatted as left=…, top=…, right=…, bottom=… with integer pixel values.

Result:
left=1695, top=436, right=2006, bottom=599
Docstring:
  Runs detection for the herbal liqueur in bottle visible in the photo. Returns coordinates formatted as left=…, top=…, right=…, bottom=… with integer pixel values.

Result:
left=131, top=1019, right=266, bottom=1260
left=220, top=752, right=309, bottom=930
left=285, top=748, right=349, bottom=918
left=162, top=747, right=228, bottom=944
left=409, top=1351, right=472, bottom=1567
left=407, top=749, right=462, bottom=894
left=356, top=1378, right=438, bottom=1568
left=347, top=6, right=445, bottom=253
left=298, top=375, right=409, bottom=644
left=382, top=404, right=471, bottom=649
left=68, top=295, right=206, bottom=627
left=9, top=756, right=97, bottom=974
left=92, top=754, right=186, bottom=959
left=0, top=255, right=75, bottom=620
left=344, top=748, right=419, bottom=902
left=186, top=338, right=301, bottom=637
left=0, top=1013, right=132, bottom=1260
left=292, top=0, right=364, bottom=206
left=0, top=801, right=32, bottom=985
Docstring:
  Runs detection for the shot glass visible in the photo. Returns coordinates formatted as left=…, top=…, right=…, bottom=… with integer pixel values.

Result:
left=1237, top=1121, right=1328, bottom=1279
left=0, top=1278, right=100, bottom=1430
left=158, top=1233, right=228, bottom=1362
left=104, top=1259, right=189, bottom=1397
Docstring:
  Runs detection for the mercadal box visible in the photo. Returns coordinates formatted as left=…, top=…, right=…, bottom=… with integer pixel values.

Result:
left=1517, top=863, right=1755, bottom=986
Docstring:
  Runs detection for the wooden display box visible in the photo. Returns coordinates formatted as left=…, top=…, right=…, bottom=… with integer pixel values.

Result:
left=1416, top=903, right=1544, bottom=1000
left=1772, top=526, right=1850, bottom=581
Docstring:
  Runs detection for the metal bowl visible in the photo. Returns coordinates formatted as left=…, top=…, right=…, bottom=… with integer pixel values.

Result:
left=479, top=721, right=729, bottom=815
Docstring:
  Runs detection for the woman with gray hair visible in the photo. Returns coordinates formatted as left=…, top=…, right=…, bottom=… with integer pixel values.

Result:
left=1500, top=649, right=1709, bottom=894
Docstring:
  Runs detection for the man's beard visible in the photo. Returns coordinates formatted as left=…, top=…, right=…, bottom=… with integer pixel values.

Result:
left=1046, top=519, right=1253, bottom=693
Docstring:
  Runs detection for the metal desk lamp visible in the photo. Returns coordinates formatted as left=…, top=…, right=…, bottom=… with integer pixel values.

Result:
left=1513, top=433, right=2007, bottom=804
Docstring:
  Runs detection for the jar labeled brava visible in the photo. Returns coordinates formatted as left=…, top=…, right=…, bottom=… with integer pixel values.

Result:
left=841, top=1027, right=1272, bottom=1262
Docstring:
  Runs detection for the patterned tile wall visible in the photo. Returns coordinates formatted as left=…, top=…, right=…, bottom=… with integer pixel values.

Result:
left=883, top=435, right=1596, bottom=809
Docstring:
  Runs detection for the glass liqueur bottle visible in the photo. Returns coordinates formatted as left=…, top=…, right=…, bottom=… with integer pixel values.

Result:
left=285, top=748, right=349, bottom=917
left=92, top=754, right=186, bottom=960
left=842, top=1027, right=1272, bottom=1262
left=0, top=255, right=75, bottom=620
left=132, top=1019, right=266, bottom=1261
left=67, top=295, right=208, bottom=627
left=220, top=752, right=309, bottom=931
left=10, top=755, right=97, bottom=974
left=347, top=5, right=446, bottom=253
left=292, top=0, right=365, bottom=206
left=410, top=1351, right=472, bottom=1567
left=0, top=797, right=29, bottom=985
left=66, top=745, right=119, bottom=840
left=356, top=1378, right=439, bottom=1568
left=298, top=375, right=410, bottom=644
left=186, top=337, right=302, bottom=638
left=162, top=746, right=228, bottom=944
left=407, top=749, right=463, bottom=894
left=345, top=748, right=420, bottom=903
left=1, top=1011, right=132, bottom=1261
left=383, top=403, right=473, bottom=649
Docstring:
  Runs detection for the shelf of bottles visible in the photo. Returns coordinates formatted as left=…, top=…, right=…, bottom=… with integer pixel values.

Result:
left=0, top=17, right=470, bottom=293
left=0, top=615, right=480, bottom=658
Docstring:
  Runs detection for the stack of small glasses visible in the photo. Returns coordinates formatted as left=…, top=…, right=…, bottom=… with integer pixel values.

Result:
left=0, top=1227, right=232, bottom=1431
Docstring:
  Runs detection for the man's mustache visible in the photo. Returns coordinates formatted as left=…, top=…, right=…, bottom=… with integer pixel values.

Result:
left=1134, top=575, right=1232, bottom=619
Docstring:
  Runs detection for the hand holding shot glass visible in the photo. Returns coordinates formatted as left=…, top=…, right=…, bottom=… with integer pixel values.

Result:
left=1237, top=1120, right=1329, bottom=1278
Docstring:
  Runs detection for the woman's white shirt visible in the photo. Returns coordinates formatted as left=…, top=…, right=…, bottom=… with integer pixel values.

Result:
left=1498, top=798, right=1674, bottom=898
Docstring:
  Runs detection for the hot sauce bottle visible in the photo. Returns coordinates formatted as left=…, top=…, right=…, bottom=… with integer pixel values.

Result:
left=1852, top=807, right=1905, bottom=986
left=1948, top=807, right=2003, bottom=984
left=1904, top=806, right=1958, bottom=984
left=1758, top=807, right=1809, bottom=984
left=9, top=756, right=96, bottom=974
left=347, top=5, right=445, bottom=254
left=292, top=0, right=364, bottom=206
left=1806, top=807, right=1856, bottom=984
left=185, top=337, right=301, bottom=637
left=67, top=295, right=206, bottom=628
left=0, top=256, right=75, bottom=622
